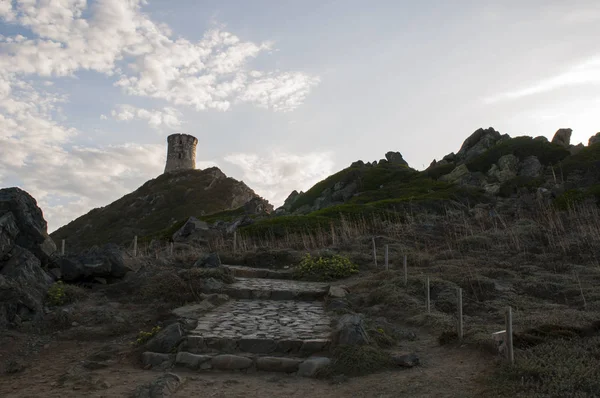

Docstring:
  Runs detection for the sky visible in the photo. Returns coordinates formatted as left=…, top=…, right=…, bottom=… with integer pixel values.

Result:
left=1, top=0, right=600, bottom=233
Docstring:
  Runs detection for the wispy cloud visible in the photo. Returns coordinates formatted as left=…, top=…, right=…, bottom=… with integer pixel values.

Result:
left=484, top=56, right=600, bottom=103
left=110, top=104, right=183, bottom=130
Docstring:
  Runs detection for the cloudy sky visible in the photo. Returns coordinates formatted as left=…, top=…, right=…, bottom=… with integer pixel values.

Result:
left=1, top=0, right=600, bottom=232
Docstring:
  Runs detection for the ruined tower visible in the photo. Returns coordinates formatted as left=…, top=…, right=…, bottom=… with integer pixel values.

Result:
left=164, top=133, right=198, bottom=173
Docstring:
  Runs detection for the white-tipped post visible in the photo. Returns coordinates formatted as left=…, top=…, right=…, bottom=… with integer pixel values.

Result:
left=372, top=237, right=377, bottom=267
left=457, top=287, right=463, bottom=340
left=61, top=239, right=65, bottom=256
left=506, top=307, right=514, bottom=364
left=426, top=277, right=431, bottom=314
left=384, top=244, right=389, bottom=271
left=133, top=235, right=138, bottom=257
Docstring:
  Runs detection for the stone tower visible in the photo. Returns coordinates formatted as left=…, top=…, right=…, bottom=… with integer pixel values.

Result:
left=164, top=133, right=198, bottom=173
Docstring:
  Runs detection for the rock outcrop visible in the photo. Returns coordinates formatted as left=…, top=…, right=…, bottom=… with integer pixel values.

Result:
left=551, top=128, right=572, bottom=148
left=0, top=188, right=54, bottom=328
left=456, top=127, right=506, bottom=162
left=58, top=243, right=131, bottom=282
left=589, top=133, right=600, bottom=146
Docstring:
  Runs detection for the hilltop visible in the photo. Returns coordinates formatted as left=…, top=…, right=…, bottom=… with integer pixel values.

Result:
left=50, top=167, right=270, bottom=252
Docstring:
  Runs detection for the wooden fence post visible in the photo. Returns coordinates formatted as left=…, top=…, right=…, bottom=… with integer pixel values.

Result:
left=426, top=277, right=431, bottom=314
left=403, top=255, right=408, bottom=286
left=233, top=230, right=237, bottom=255
left=169, top=242, right=174, bottom=257
left=384, top=244, right=389, bottom=271
left=133, top=235, right=138, bottom=257
left=61, top=239, right=65, bottom=256
left=457, top=287, right=463, bottom=340
left=506, top=307, right=514, bottom=364
left=372, top=237, right=377, bottom=267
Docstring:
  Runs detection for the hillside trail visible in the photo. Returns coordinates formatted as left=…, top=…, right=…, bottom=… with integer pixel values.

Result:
left=0, top=265, right=494, bottom=397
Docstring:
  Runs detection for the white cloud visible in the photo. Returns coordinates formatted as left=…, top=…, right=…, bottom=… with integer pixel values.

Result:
left=224, top=151, right=335, bottom=207
left=0, top=0, right=320, bottom=231
left=110, top=104, right=183, bottom=130
left=484, top=56, right=600, bottom=103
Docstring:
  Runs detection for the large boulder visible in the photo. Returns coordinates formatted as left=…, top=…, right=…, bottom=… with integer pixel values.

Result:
left=519, top=156, right=543, bottom=178
left=456, top=127, right=503, bottom=162
left=332, top=314, right=370, bottom=346
left=589, top=133, right=600, bottom=146
left=0, top=212, right=19, bottom=258
left=0, top=188, right=56, bottom=264
left=440, top=164, right=470, bottom=184
left=59, top=243, right=131, bottom=282
left=0, top=246, right=53, bottom=327
left=551, top=128, right=572, bottom=148
left=243, top=197, right=273, bottom=214
left=488, top=154, right=519, bottom=182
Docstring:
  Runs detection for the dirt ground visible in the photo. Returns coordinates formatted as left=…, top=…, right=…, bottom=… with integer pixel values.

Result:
left=0, top=327, right=494, bottom=398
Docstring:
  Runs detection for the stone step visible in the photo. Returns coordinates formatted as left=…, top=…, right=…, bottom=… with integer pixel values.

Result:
left=223, top=264, right=294, bottom=280
left=144, top=351, right=331, bottom=377
left=184, top=299, right=332, bottom=357
left=220, top=277, right=330, bottom=301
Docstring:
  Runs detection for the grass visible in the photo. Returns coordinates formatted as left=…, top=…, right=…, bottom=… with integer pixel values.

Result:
left=318, top=345, right=394, bottom=377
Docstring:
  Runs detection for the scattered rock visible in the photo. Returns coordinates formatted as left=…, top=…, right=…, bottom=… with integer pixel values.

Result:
left=551, top=128, right=572, bottom=148
left=391, top=352, right=420, bottom=368
left=193, top=252, right=221, bottom=268
left=297, top=357, right=331, bottom=377
left=145, top=323, right=183, bottom=354
left=210, top=354, right=253, bottom=370
left=333, top=314, right=370, bottom=345
left=439, top=164, right=470, bottom=184
left=256, top=357, right=302, bottom=373
left=132, top=373, right=184, bottom=398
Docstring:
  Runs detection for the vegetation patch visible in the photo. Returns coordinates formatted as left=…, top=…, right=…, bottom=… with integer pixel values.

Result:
left=498, top=176, right=545, bottom=197
left=467, top=136, right=569, bottom=173
left=295, top=253, right=358, bottom=281
left=135, top=326, right=162, bottom=346
left=554, top=185, right=600, bottom=210
left=490, top=335, right=600, bottom=397
left=46, top=281, right=88, bottom=306
left=318, top=344, right=393, bottom=377
left=239, top=215, right=334, bottom=239
left=558, top=142, right=600, bottom=178
left=421, top=162, right=456, bottom=180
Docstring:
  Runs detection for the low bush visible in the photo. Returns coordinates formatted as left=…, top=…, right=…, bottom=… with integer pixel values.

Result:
left=317, top=344, right=393, bottom=377
left=135, top=326, right=161, bottom=346
left=46, top=281, right=88, bottom=306
left=295, top=253, right=358, bottom=281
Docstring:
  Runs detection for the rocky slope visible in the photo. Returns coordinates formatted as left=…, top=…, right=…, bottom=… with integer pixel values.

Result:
left=51, top=167, right=271, bottom=252
left=274, top=127, right=600, bottom=220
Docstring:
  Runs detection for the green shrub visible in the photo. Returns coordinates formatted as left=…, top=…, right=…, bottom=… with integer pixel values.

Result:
left=239, top=215, right=333, bottom=239
left=421, top=162, right=456, bottom=180
left=46, top=281, right=88, bottom=306
left=558, top=143, right=600, bottom=177
left=135, top=326, right=161, bottom=346
left=554, top=185, right=600, bottom=210
left=467, top=136, right=569, bottom=173
left=318, top=344, right=393, bottom=377
left=295, top=253, right=358, bottom=281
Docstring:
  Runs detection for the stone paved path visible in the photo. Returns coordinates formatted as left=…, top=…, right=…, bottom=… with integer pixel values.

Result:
left=179, top=269, right=334, bottom=358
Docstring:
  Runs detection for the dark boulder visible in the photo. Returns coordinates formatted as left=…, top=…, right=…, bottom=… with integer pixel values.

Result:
left=0, top=188, right=56, bottom=264
left=59, top=243, right=131, bottom=282
left=456, top=127, right=502, bottom=162
left=551, top=128, right=572, bottom=148
left=385, top=151, right=409, bottom=166
left=193, top=252, right=221, bottom=268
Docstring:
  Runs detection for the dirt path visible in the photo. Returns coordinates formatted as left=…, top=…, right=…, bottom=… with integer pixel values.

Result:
left=0, top=331, right=493, bottom=398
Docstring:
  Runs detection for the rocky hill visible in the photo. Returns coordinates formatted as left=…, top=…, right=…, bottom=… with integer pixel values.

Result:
left=50, top=167, right=271, bottom=252
left=240, top=127, right=600, bottom=238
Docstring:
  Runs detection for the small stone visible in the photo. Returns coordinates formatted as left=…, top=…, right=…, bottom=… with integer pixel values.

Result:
left=391, top=352, right=420, bottom=368
left=297, top=357, right=331, bottom=377
left=328, top=286, right=347, bottom=298
left=71, top=321, right=79, bottom=327
left=175, top=352, right=212, bottom=370
left=300, top=339, right=330, bottom=354
left=145, top=323, right=183, bottom=353
left=256, top=357, right=302, bottom=373
left=211, top=355, right=253, bottom=370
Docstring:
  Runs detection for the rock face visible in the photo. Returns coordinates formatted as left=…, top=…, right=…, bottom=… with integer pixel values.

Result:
left=589, top=133, right=600, bottom=146
left=551, top=128, right=572, bottom=148
left=0, top=187, right=54, bottom=328
left=456, top=127, right=503, bottom=162
left=0, top=188, right=56, bottom=264
left=59, top=243, right=131, bottom=282
left=385, top=151, right=408, bottom=166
